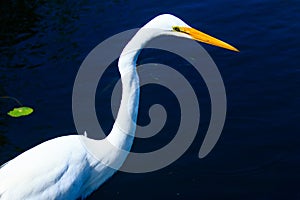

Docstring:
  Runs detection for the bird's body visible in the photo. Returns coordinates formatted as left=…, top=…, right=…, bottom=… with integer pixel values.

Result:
left=0, top=14, right=238, bottom=199
left=0, top=136, right=115, bottom=199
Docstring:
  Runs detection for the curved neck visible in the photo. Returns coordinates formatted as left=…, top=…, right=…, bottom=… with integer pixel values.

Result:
left=106, top=66, right=139, bottom=150
left=106, top=29, right=154, bottom=150
left=106, top=28, right=162, bottom=150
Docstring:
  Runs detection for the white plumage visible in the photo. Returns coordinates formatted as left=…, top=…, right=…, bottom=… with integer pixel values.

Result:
left=0, top=136, right=107, bottom=199
left=0, top=14, right=238, bottom=199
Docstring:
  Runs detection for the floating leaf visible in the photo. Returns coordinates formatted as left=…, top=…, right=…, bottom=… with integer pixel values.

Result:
left=7, top=107, right=34, bottom=117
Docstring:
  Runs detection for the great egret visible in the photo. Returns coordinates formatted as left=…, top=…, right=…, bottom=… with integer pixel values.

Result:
left=0, top=14, right=238, bottom=199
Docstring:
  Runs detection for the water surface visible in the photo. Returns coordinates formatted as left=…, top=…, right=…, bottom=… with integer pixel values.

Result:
left=0, top=0, right=299, bottom=199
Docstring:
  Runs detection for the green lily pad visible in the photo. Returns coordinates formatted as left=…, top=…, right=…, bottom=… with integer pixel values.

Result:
left=7, top=107, right=34, bottom=117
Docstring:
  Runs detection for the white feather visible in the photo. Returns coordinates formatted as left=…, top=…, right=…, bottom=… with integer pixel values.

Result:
left=0, top=14, right=194, bottom=199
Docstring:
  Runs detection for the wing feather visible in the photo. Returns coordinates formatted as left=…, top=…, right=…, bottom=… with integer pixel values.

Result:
left=0, top=135, right=90, bottom=200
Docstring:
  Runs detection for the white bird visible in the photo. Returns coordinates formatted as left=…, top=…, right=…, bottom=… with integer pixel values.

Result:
left=0, top=14, right=238, bottom=199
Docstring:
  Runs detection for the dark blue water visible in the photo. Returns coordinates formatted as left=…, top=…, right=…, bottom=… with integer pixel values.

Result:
left=0, top=0, right=299, bottom=199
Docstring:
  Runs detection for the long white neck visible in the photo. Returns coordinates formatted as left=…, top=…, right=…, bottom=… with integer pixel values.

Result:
left=106, top=28, right=158, bottom=150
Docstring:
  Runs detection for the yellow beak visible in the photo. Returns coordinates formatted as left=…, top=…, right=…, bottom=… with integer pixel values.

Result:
left=175, top=26, right=239, bottom=52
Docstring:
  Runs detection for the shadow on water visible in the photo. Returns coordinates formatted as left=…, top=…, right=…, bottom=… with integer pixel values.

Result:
left=0, top=1, right=40, bottom=46
left=0, top=0, right=41, bottom=69
left=0, top=0, right=91, bottom=70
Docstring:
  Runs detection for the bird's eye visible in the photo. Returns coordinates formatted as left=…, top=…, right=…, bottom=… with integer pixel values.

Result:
left=172, top=26, right=181, bottom=32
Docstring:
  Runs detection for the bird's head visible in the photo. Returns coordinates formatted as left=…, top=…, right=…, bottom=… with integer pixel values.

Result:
left=144, top=14, right=239, bottom=52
